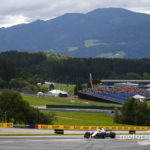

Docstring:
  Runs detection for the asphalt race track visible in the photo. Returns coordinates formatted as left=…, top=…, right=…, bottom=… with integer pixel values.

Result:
left=0, top=135, right=149, bottom=150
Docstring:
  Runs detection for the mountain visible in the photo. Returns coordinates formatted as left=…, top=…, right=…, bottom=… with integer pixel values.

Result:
left=1, top=8, right=150, bottom=58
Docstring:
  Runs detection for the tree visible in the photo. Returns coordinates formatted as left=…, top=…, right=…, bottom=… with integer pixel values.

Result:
left=0, top=58, right=17, bottom=82
left=113, top=108, right=121, bottom=123
left=9, top=78, right=37, bottom=93
left=125, top=72, right=141, bottom=80
left=114, top=97, right=150, bottom=126
left=120, top=97, right=137, bottom=124
left=0, top=89, right=55, bottom=124
left=9, top=78, right=29, bottom=89
left=0, top=78, right=7, bottom=89
left=143, top=72, right=150, bottom=79
left=74, top=82, right=82, bottom=95
left=135, top=102, right=150, bottom=125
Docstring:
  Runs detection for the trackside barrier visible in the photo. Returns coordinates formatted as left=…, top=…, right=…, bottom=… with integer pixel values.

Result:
left=35, top=125, right=150, bottom=131
left=129, top=130, right=136, bottom=134
left=46, top=105, right=122, bottom=110
left=0, top=123, right=13, bottom=128
left=54, top=129, right=64, bottom=134
left=0, top=123, right=149, bottom=131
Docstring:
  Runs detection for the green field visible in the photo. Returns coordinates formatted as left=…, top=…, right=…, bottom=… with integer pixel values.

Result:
left=146, top=100, right=150, bottom=105
left=22, top=95, right=66, bottom=105
left=22, top=94, right=123, bottom=126
left=22, top=94, right=150, bottom=126
left=22, top=94, right=121, bottom=107
left=55, top=86, right=75, bottom=95
left=52, top=112, right=122, bottom=126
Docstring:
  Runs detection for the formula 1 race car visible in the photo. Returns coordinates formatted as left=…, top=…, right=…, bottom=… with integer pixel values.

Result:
left=84, top=130, right=116, bottom=139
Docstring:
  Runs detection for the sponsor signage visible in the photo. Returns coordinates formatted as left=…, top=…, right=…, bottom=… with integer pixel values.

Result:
left=35, top=125, right=150, bottom=131
left=0, top=123, right=13, bottom=128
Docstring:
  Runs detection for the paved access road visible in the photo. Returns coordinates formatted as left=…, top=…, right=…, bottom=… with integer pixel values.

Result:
left=0, top=136, right=149, bottom=150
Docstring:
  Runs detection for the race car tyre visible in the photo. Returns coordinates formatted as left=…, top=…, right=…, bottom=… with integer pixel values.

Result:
left=110, top=132, right=116, bottom=138
left=84, top=132, right=91, bottom=139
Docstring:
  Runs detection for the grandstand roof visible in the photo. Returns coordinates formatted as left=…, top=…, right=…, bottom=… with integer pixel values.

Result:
left=102, top=80, right=150, bottom=83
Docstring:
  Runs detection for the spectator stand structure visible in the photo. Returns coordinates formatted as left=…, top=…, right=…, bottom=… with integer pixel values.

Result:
left=78, top=82, right=150, bottom=104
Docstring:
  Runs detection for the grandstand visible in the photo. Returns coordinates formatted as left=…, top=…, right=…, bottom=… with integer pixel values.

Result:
left=78, top=86, right=150, bottom=104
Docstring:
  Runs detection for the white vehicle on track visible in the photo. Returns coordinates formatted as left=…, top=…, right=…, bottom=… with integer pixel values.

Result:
left=84, top=128, right=116, bottom=139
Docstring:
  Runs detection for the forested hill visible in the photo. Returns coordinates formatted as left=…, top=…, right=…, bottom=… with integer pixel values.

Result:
left=1, top=8, right=150, bottom=58
left=1, top=51, right=150, bottom=88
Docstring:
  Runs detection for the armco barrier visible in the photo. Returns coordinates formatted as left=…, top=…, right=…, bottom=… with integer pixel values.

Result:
left=0, top=123, right=13, bottom=128
left=46, top=105, right=121, bottom=110
left=35, top=125, right=150, bottom=131
left=30, top=124, right=35, bottom=129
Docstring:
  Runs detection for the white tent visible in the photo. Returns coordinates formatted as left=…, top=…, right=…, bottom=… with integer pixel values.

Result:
left=133, top=94, right=145, bottom=99
left=47, top=90, right=69, bottom=97
left=37, top=92, right=44, bottom=97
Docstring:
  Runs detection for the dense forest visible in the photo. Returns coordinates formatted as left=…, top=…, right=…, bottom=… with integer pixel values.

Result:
left=1, top=51, right=150, bottom=91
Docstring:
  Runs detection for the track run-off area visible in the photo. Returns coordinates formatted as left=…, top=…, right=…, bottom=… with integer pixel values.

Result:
left=0, top=128, right=150, bottom=150
left=0, top=135, right=150, bottom=150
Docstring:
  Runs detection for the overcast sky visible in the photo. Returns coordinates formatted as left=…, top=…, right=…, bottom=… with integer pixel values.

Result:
left=1, top=0, right=150, bottom=28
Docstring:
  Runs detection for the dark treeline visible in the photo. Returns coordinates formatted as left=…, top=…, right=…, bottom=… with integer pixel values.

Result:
left=1, top=51, right=150, bottom=86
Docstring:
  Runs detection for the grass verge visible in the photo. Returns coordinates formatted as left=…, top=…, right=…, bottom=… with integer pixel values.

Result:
left=22, top=94, right=121, bottom=107
left=22, top=95, right=66, bottom=105
left=52, top=111, right=124, bottom=126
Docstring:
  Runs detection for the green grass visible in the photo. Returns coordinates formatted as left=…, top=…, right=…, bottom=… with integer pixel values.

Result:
left=22, top=94, right=121, bottom=107
left=22, top=93, right=122, bottom=126
left=22, top=95, right=67, bottom=106
left=55, top=86, right=75, bottom=95
left=22, top=95, right=123, bottom=126
left=146, top=100, right=150, bottom=106
left=53, top=112, right=122, bottom=126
